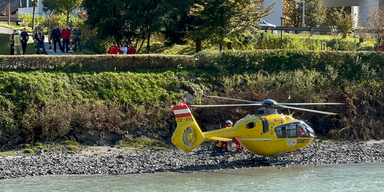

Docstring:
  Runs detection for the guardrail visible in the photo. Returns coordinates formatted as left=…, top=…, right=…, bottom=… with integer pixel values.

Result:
left=260, top=26, right=342, bottom=34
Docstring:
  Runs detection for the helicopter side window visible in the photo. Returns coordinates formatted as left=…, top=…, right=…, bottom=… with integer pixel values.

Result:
left=261, top=118, right=269, bottom=133
left=286, top=124, right=297, bottom=138
left=275, top=126, right=286, bottom=138
left=246, top=122, right=256, bottom=129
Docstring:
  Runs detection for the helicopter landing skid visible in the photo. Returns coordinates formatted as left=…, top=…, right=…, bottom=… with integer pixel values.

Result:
left=261, top=141, right=319, bottom=166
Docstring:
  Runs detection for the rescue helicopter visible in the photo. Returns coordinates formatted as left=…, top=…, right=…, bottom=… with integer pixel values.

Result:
left=171, top=96, right=343, bottom=157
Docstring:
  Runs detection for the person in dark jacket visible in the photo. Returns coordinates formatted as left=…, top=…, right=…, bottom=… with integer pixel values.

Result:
left=34, top=27, right=47, bottom=54
left=50, top=25, right=63, bottom=52
left=20, top=28, right=29, bottom=54
left=73, top=26, right=82, bottom=53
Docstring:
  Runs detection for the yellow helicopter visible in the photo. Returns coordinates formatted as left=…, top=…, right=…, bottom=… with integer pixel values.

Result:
left=171, top=96, right=343, bottom=156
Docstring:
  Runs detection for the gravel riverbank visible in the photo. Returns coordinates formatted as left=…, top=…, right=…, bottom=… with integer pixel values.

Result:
left=1, top=140, right=384, bottom=180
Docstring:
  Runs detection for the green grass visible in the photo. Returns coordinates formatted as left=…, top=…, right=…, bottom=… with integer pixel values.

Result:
left=0, top=151, right=15, bottom=156
left=0, top=34, right=37, bottom=55
left=71, top=46, right=98, bottom=55
left=137, top=42, right=196, bottom=55
left=118, top=138, right=169, bottom=149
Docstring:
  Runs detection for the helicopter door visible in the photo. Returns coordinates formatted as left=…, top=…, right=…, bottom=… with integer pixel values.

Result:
left=261, top=118, right=269, bottom=134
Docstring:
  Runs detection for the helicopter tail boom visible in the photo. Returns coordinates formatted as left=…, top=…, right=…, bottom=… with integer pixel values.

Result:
left=171, top=104, right=205, bottom=152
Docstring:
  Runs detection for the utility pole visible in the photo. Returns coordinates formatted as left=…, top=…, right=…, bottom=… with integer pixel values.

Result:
left=8, top=3, right=10, bottom=25
left=302, top=0, right=305, bottom=27
left=32, top=0, right=37, bottom=30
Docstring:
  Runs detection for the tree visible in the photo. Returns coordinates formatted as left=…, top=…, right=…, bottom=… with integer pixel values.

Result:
left=283, top=0, right=301, bottom=27
left=51, top=0, right=83, bottom=25
left=31, top=0, right=39, bottom=29
left=301, top=0, right=325, bottom=28
left=360, top=5, right=384, bottom=47
left=137, top=0, right=168, bottom=53
left=42, top=0, right=62, bottom=13
left=188, top=0, right=274, bottom=51
left=84, top=0, right=170, bottom=53
left=161, top=0, right=196, bottom=45
left=323, top=7, right=353, bottom=38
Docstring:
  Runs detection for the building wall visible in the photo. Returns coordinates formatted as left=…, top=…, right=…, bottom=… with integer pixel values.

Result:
left=263, top=0, right=381, bottom=28
left=18, top=0, right=45, bottom=17
left=18, top=0, right=80, bottom=20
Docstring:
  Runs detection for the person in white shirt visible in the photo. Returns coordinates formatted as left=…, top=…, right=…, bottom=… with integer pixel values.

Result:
left=120, top=44, right=127, bottom=55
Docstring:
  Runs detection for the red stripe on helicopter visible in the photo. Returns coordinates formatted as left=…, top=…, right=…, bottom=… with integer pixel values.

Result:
left=173, top=105, right=192, bottom=118
left=172, top=105, right=189, bottom=110
left=174, top=113, right=192, bottom=118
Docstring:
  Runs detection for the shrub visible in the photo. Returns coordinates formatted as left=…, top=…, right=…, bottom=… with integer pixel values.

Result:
left=61, top=140, right=79, bottom=146
left=67, top=145, right=80, bottom=151
left=18, top=13, right=46, bottom=28
left=118, top=138, right=168, bottom=149
left=23, top=148, right=34, bottom=154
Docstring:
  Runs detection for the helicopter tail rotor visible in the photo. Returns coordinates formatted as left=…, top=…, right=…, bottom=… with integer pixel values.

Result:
left=171, top=104, right=205, bottom=152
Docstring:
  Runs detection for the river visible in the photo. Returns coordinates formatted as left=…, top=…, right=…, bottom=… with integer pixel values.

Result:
left=1, top=163, right=383, bottom=192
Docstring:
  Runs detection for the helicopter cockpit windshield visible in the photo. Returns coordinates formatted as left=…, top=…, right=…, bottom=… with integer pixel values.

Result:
left=275, top=121, right=315, bottom=138
left=301, top=122, right=315, bottom=137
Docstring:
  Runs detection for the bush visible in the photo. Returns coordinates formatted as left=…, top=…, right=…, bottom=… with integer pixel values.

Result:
left=23, top=148, right=34, bottom=154
left=118, top=138, right=168, bottom=149
left=18, top=13, right=46, bottom=28
left=67, top=145, right=80, bottom=151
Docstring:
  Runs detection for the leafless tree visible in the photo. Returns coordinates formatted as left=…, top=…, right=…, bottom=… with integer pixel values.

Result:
left=360, top=4, right=384, bottom=46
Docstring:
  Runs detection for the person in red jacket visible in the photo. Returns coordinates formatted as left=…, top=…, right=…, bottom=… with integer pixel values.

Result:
left=61, top=26, right=71, bottom=53
left=128, top=43, right=137, bottom=54
left=108, top=43, right=120, bottom=54
left=221, top=120, right=244, bottom=151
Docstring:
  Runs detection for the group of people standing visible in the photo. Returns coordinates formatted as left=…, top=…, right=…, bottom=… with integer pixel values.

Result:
left=9, top=28, right=30, bottom=55
left=108, top=42, right=136, bottom=55
left=9, top=25, right=82, bottom=55
left=50, top=25, right=82, bottom=53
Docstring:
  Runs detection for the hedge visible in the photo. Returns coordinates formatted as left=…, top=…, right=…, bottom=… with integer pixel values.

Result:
left=0, top=55, right=194, bottom=72
left=1, top=51, right=384, bottom=82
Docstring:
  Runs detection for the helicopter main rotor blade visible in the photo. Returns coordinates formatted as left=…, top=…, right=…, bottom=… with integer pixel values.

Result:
left=207, top=96, right=261, bottom=104
left=278, top=103, right=344, bottom=106
left=190, top=103, right=263, bottom=107
left=277, top=104, right=338, bottom=115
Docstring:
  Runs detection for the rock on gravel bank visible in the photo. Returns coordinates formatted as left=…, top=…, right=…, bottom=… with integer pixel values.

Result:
left=1, top=140, right=384, bottom=180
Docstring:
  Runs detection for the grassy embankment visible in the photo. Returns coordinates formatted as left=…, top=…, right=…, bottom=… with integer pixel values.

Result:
left=0, top=51, right=384, bottom=151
